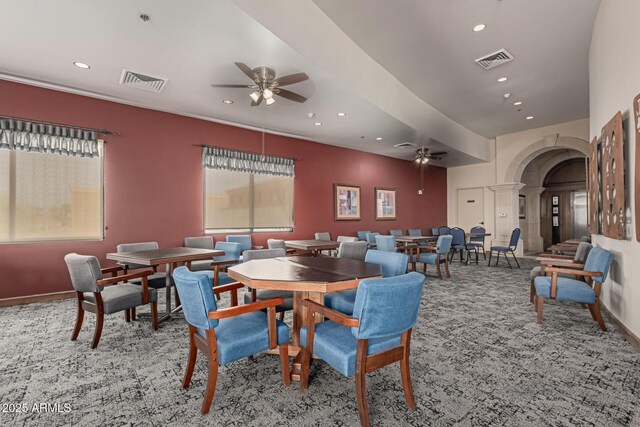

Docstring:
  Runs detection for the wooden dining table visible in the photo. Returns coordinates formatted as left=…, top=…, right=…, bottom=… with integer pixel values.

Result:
left=395, top=235, right=437, bottom=270
left=228, top=256, right=382, bottom=381
left=106, top=247, right=224, bottom=323
left=284, top=239, right=340, bottom=256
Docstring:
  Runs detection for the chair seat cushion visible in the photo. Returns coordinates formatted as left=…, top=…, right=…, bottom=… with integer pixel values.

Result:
left=199, top=311, right=289, bottom=366
left=194, top=270, right=236, bottom=287
left=453, top=244, right=469, bottom=250
left=85, top=284, right=157, bottom=315
left=490, top=246, right=511, bottom=252
left=534, top=277, right=596, bottom=304
left=243, top=290, right=293, bottom=312
left=467, top=242, right=483, bottom=247
left=530, top=266, right=581, bottom=280
left=128, top=272, right=171, bottom=289
left=324, top=290, right=357, bottom=315
left=417, top=252, right=443, bottom=265
left=300, top=321, right=401, bottom=377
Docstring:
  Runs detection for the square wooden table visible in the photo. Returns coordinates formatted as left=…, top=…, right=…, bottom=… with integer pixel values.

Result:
left=284, top=239, right=340, bottom=256
left=228, top=256, right=382, bottom=381
left=107, top=247, right=224, bottom=323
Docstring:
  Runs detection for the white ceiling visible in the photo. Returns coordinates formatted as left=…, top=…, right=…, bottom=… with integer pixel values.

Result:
left=0, top=0, right=600, bottom=166
left=313, top=0, right=601, bottom=138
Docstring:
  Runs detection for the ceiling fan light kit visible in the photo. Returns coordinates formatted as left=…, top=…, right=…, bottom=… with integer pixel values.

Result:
left=211, top=62, right=309, bottom=107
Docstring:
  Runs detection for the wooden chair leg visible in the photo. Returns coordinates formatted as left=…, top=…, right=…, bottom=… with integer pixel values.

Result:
left=355, top=340, right=371, bottom=427
left=131, top=307, right=136, bottom=320
left=530, top=280, right=535, bottom=304
left=300, top=347, right=312, bottom=390
left=91, top=311, right=104, bottom=349
left=400, top=331, right=416, bottom=410
left=183, top=327, right=197, bottom=389
left=125, top=309, right=131, bottom=323
left=436, top=262, right=442, bottom=279
left=279, top=311, right=285, bottom=321
left=445, top=258, right=451, bottom=278
left=279, top=344, right=291, bottom=387
left=151, top=302, right=158, bottom=331
left=71, top=298, right=84, bottom=341
left=536, top=297, right=544, bottom=325
left=592, top=302, right=607, bottom=332
left=201, top=331, right=219, bottom=415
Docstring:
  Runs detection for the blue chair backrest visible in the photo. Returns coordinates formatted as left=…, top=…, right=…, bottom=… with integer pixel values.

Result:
left=438, top=226, right=450, bottom=235
left=365, top=250, right=408, bottom=277
left=173, top=267, right=218, bottom=330
left=408, top=228, right=422, bottom=237
left=431, top=228, right=440, bottom=236
left=357, top=231, right=371, bottom=241
left=390, top=229, right=403, bottom=238
left=375, top=235, right=396, bottom=252
left=214, top=241, right=242, bottom=263
left=450, top=227, right=465, bottom=246
left=366, top=232, right=380, bottom=245
left=583, top=247, right=613, bottom=283
left=351, top=272, right=425, bottom=339
left=470, top=226, right=485, bottom=243
left=226, top=235, right=252, bottom=253
left=436, top=235, right=453, bottom=254
left=509, top=228, right=521, bottom=249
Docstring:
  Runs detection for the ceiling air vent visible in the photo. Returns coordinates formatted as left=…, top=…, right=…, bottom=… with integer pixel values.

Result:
left=393, top=142, right=417, bottom=149
left=474, top=49, right=514, bottom=70
left=119, top=69, right=168, bottom=93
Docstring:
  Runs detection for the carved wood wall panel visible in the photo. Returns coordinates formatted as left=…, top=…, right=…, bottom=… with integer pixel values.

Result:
left=634, top=94, right=640, bottom=242
left=588, top=136, right=600, bottom=234
left=601, top=111, right=625, bottom=239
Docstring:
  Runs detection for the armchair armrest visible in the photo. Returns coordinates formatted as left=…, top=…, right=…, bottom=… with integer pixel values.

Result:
left=539, top=253, right=574, bottom=260
left=544, top=267, right=603, bottom=277
left=540, top=260, right=584, bottom=268
left=417, top=245, right=437, bottom=251
left=212, top=282, right=243, bottom=306
left=252, top=245, right=264, bottom=250
left=96, top=270, right=153, bottom=286
left=101, top=266, right=124, bottom=276
left=302, top=299, right=359, bottom=327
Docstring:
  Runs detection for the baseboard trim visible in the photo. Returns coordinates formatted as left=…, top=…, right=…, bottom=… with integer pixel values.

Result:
left=602, top=304, right=640, bottom=351
left=0, top=290, right=75, bottom=308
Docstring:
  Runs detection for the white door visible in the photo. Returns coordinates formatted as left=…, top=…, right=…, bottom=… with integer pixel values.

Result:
left=458, top=187, right=485, bottom=231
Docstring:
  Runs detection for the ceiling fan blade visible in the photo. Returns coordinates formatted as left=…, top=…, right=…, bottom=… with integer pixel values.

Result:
left=235, top=62, right=259, bottom=82
left=276, top=89, right=307, bottom=103
left=276, top=72, right=309, bottom=86
left=210, top=84, right=253, bottom=88
left=429, top=151, right=448, bottom=157
left=251, top=94, right=264, bottom=106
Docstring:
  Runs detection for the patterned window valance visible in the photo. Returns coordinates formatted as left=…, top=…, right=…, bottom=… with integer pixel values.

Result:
left=202, top=146, right=295, bottom=177
left=0, top=119, right=100, bottom=158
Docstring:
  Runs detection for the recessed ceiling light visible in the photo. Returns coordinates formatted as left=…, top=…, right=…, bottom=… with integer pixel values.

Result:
left=513, top=101, right=522, bottom=106
left=375, top=137, right=383, bottom=141
left=307, top=113, right=315, bottom=118
left=503, top=93, right=511, bottom=99
left=337, top=112, right=346, bottom=117
left=526, top=116, right=534, bottom=120
left=473, top=24, right=486, bottom=32
left=498, top=77, right=508, bottom=82
left=222, top=99, right=233, bottom=104
left=314, top=122, right=322, bottom=126
left=73, top=62, right=90, bottom=69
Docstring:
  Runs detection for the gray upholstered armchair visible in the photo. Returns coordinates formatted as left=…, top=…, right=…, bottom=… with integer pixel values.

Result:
left=64, top=253, right=158, bottom=349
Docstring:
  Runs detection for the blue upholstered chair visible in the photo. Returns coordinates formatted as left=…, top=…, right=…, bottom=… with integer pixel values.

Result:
left=324, top=250, right=408, bottom=315
left=533, top=247, right=613, bottom=331
left=449, top=227, right=478, bottom=265
left=365, top=232, right=380, bottom=248
left=431, top=228, right=440, bottom=236
left=417, top=235, right=453, bottom=279
left=529, top=242, right=592, bottom=304
left=208, top=241, right=243, bottom=287
left=300, top=272, right=425, bottom=426
left=437, top=226, right=451, bottom=236
left=390, top=229, right=404, bottom=238
left=64, top=253, right=158, bottom=349
left=173, top=267, right=290, bottom=414
left=242, top=249, right=292, bottom=320
left=488, top=228, right=521, bottom=268
left=408, top=228, right=422, bottom=237
left=375, top=235, right=397, bottom=252
left=468, top=226, right=487, bottom=260
left=357, top=231, right=371, bottom=241
left=184, top=236, right=215, bottom=272
left=225, top=235, right=254, bottom=261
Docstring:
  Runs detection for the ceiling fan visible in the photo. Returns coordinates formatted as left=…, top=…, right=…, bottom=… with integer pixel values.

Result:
left=414, top=148, right=447, bottom=164
left=211, top=62, right=309, bottom=106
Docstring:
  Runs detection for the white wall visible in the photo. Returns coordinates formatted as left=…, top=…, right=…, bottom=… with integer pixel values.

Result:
left=589, top=0, right=640, bottom=337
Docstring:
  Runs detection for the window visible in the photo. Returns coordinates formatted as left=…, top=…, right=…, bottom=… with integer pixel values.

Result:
left=0, top=145, right=104, bottom=243
left=204, top=168, right=294, bottom=233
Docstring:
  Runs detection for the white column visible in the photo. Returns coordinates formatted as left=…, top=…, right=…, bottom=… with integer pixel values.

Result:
left=524, top=187, right=545, bottom=253
left=489, top=182, right=526, bottom=256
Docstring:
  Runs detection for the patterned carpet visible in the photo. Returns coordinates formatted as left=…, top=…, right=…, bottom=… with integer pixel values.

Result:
left=1, top=258, right=639, bottom=426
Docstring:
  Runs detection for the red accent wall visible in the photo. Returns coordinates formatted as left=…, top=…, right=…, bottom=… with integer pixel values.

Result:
left=0, top=80, right=446, bottom=299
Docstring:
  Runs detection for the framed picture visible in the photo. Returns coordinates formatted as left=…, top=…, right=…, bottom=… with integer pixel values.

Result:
left=519, top=195, right=526, bottom=219
left=334, top=184, right=361, bottom=221
left=375, top=187, right=396, bottom=220
left=553, top=216, right=559, bottom=227
left=552, top=206, right=559, bottom=214
left=552, top=196, right=559, bottom=206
